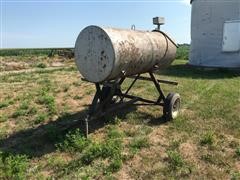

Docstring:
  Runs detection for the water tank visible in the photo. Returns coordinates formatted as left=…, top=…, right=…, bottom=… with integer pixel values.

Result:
left=75, top=25, right=177, bottom=82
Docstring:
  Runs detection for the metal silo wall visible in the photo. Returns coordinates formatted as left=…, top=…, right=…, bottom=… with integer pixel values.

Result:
left=190, top=0, right=240, bottom=68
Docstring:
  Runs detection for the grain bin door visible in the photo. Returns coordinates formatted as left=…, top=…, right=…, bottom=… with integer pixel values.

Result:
left=222, top=20, right=240, bottom=52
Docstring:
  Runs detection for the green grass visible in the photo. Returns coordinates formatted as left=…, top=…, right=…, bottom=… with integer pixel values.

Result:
left=0, top=48, right=53, bottom=56
left=12, top=101, right=37, bottom=118
left=57, top=129, right=90, bottom=153
left=0, top=46, right=188, bottom=59
left=36, top=62, right=47, bottom=68
left=129, top=136, right=150, bottom=153
left=236, top=147, right=240, bottom=157
left=167, top=150, right=184, bottom=169
left=0, top=99, right=13, bottom=109
left=37, top=91, right=57, bottom=115
left=0, top=115, right=8, bottom=123
left=0, top=55, right=239, bottom=179
left=176, top=44, right=189, bottom=60
left=55, top=127, right=124, bottom=177
left=200, top=131, right=215, bottom=146
left=232, top=172, right=240, bottom=180
left=34, top=113, right=48, bottom=124
left=0, top=152, right=29, bottom=180
left=0, top=48, right=74, bottom=57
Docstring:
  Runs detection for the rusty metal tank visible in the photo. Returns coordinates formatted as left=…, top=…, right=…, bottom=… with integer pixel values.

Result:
left=74, top=25, right=177, bottom=83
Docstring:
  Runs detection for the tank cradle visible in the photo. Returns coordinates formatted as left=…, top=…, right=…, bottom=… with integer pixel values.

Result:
left=82, top=72, right=180, bottom=137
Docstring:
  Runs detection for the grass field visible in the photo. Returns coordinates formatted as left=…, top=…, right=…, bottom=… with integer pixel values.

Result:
left=0, top=45, right=189, bottom=59
left=0, top=54, right=240, bottom=179
left=0, top=48, right=74, bottom=57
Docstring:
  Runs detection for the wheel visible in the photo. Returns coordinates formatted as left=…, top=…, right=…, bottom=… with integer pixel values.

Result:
left=163, top=93, right=181, bottom=120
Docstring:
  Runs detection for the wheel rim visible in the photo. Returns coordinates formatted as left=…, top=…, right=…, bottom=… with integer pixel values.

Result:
left=172, top=98, right=180, bottom=118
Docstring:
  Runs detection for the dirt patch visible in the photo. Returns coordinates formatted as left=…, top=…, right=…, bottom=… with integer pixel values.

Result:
left=116, top=166, right=134, bottom=180
left=1, top=62, right=29, bottom=71
left=51, top=62, right=64, bottom=67
left=149, top=126, right=168, bottom=146
left=179, top=141, right=198, bottom=162
left=235, top=161, right=240, bottom=171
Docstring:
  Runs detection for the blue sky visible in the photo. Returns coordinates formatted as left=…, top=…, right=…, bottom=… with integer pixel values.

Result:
left=1, top=0, right=191, bottom=48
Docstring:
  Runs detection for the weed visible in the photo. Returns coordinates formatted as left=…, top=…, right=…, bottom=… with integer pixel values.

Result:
left=38, top=78, right=52, bottom=87
left=108, top=116, right=122, bottom=125
left=36, top=62, right=47, bottom=68
left=0, top=152, right=29, bottom=180
left=201, top=154, right=214, bottom=164
left=46, top=156, right=66, bottom=170
left=12, top=101, right=29, bottom=118
left=138, top=126, right=153, bottom=136
left=74, top=129, right=124, bottom=171
left=169, top=140, right=181, bottom=150
left=229, top=141, right=239, bottom=148
left=12, top=101, right=37, bottom=118
left=0, top=115, right=8, bottom=122
left=80, top=139, right=123, bottom=171
left=107, top=126, right=124, bottom=139
left=81, top=142, right=103, bottom=164
left=124, top=128, right=137, bottom=137
left=85, top=88, right=95, bottom=95
left=29, top=107, right=38, bottom=115
left=200, top=153, right=226, bottom=166
left=0, top=102, right=9, bottom=109
left=200, top=131, right=215, bottom=146
left=57, top=129, right=90, bottom=153
left=38, top=93, right=56, bottom=115
left=0, top=99, right=13, bottom=109
left=73, top=95, right=83, bottom=100
left=12, top=110, right=27, bottom=118
left=129, top=136, right=150, bottom=153
left=72, top=81, right=81, bottom=86
left=101, top=139, right=123, bottom=159
left=62, top=85, right=69, bottom=92
left=105, top=158, right=122, bottom=173
left=19, top=100, right=30, bottom=110
left=167, top=150, right=184, bottom=170
left=34, top=113, right=48, bottom=124
left=12, top=110, right=26, bottom=118
left=231, top=172, right=240, bottom=180
left=235, top=147, right=240, bottom=157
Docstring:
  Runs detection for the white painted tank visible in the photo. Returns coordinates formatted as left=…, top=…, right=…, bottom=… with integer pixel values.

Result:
left=75, top=25, right=177, bottom=83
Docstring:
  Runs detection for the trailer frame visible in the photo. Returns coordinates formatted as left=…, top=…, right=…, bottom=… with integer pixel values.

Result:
left=82, top=71, right=180, bottom=137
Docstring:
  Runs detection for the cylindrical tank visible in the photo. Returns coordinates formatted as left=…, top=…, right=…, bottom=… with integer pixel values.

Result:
left=75, top=25, right=177, bottom=83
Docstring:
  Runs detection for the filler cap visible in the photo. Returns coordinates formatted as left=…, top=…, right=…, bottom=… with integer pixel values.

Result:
left=153, top=17, right=165, bottom=25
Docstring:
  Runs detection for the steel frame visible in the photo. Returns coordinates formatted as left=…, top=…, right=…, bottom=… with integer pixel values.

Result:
left=83, top=72, right=178, bottom=137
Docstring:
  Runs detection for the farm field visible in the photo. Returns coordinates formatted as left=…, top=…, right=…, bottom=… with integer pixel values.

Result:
left=0, top=52, right=240, bottom=179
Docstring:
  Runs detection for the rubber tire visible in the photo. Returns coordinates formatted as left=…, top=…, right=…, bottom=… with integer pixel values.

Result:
left=163, top=93, right=181, bottom=121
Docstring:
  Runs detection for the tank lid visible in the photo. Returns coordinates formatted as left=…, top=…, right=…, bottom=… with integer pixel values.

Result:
left=74, top=26, right=115, bottom=83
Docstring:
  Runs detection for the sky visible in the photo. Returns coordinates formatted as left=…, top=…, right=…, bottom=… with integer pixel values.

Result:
left=1, top=0, right=191, bottom=48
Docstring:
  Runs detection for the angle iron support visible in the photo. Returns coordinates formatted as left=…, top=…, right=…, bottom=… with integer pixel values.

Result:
left=149, top=72, right=165, bottom=102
